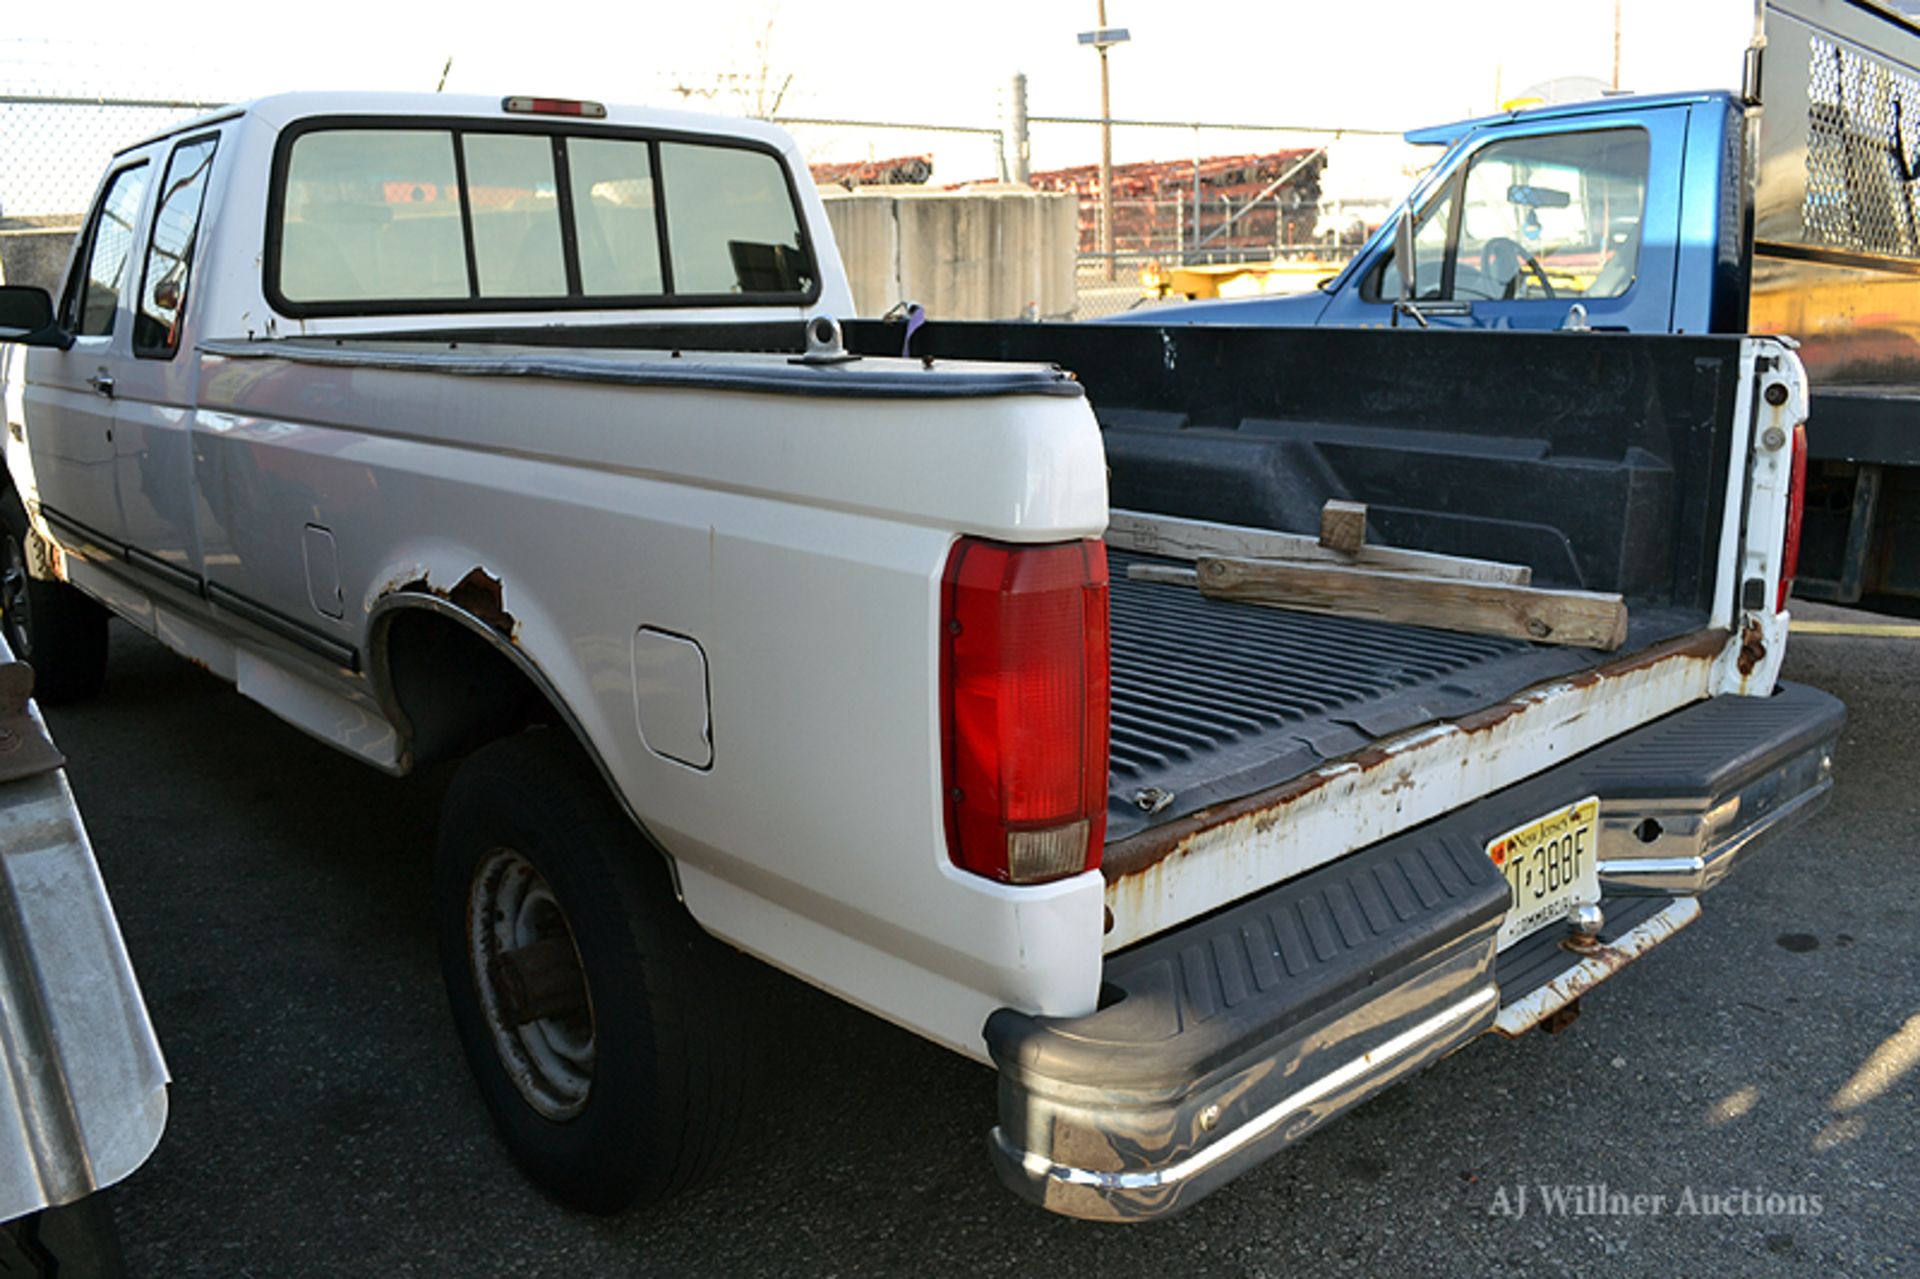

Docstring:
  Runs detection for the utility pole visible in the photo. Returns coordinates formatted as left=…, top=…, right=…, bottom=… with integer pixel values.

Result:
left=1097, top=1, right=1115, bottom=279
left=1006, top=73, right=1031, bottom=185
left=1078, top=9, right=1130, bottom=281
left=1612, top=0, right=1622, bottom=91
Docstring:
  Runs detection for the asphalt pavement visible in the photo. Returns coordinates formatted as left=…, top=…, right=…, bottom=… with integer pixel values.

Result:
left=44, top=613, right=1919, bottom=1277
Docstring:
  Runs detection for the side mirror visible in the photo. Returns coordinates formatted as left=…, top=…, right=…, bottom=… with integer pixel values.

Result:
left=0, top=286, right=73, bottom=351
left=1390, top=207, right=1429, bottom=328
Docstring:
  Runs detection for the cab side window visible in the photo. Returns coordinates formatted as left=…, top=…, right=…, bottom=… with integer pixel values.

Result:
left=68, top=164, right=153, bottom=338
left=135, top=135, right=220, bottom=357
left=1452, top=129, right=1648, bottom=301
left=1369, top=129, right=1649, bottom=305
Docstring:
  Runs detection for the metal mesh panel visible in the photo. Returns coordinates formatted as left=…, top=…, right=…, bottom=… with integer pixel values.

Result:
left=1803, top=33, right=1920, bottom=257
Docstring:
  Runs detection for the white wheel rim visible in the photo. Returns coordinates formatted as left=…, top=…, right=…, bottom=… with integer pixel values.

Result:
left=467, top=848, right=595, bottom=1120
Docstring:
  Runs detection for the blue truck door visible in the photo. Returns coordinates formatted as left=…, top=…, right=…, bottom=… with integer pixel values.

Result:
left=1320, top=105, right=1692, bottom=332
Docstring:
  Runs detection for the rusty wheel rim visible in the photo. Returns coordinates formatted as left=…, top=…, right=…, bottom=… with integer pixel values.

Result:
left=468, top=848, right=596, bottom=1120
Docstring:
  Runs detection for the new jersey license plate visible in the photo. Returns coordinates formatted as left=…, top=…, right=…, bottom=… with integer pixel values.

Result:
left=1487, top=797, right=1600, bottom=950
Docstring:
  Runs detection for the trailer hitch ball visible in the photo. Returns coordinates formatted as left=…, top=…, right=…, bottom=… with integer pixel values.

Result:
left=1569, top=903, right=1605, bottom=938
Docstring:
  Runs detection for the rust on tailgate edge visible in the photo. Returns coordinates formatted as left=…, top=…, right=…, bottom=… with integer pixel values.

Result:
left=1101, top=630, right=1727, bottom=949
left=1735, top=616, right=1767, bottom=679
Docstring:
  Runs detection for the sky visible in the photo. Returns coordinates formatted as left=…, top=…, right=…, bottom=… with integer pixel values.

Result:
left=0, top=0, right=1774, bottom=195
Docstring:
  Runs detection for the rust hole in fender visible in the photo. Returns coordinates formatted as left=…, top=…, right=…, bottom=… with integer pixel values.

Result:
left=384, top=567, right=520, bottom=641
left=448, top=567, right=515, bottom=637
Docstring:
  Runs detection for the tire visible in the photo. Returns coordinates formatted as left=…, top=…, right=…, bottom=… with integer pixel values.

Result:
left=435, top=729, right=752, bottom=1214
left=0, top=1194, right=127, bottom=1278
left=0, top=489, right=108, bottom=704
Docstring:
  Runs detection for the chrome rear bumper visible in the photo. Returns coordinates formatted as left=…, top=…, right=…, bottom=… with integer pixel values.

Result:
left=1597, top=739, right=1835, bottom=895
left=986, top=683, right=1844, bottom=1222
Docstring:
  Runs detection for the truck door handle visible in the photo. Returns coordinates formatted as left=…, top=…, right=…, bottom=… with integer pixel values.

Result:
left=87, top=372, right=116, bottom=398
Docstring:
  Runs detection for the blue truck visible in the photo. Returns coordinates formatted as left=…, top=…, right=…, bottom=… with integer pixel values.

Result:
left=1130, top=0, right=1920, bottom=604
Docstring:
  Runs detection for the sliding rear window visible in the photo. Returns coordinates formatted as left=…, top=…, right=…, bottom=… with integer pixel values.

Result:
left=268, top=118, right=817, bottom=316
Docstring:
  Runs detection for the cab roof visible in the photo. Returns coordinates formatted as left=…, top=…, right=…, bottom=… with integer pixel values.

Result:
left=115, top=90, right=797, bottom=157
left=1403, top=89, right=1738, bottom=147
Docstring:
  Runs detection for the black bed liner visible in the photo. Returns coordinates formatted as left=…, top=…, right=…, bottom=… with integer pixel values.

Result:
left=1103, top=549, right=1708, bottom=843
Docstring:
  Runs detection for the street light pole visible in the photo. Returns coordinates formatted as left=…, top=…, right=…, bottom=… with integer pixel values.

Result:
left=1078, top=10, right=1130, bottom=282
left=1612, top=0, right=1622, bottom=90
left=1097, top=1, right=1115, bottom=279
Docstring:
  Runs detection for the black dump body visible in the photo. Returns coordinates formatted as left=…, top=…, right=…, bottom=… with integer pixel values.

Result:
left=365, top=319, right=1750, bottom=848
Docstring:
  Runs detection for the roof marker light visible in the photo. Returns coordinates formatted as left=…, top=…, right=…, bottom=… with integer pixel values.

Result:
left=502, top=97, right=608, bottom=119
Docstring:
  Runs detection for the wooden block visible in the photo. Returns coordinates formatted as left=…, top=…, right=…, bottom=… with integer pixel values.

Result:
left=1319, top=500, right=1368, bottom=553
left=1193, top=556, right=1628, bottom=650
left=1106, top=510, right=1532, bottom=586
left=1125, top=563, right=1201, bottom=587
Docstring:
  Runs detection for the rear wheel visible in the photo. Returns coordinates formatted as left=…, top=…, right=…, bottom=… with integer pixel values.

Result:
left=435, top=729, right=752, bottom=1213
left=0, top=490, right=108, bottom=703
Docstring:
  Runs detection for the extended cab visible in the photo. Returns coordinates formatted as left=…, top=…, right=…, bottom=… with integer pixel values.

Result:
left=0, top=91, right=1843, bottom=1221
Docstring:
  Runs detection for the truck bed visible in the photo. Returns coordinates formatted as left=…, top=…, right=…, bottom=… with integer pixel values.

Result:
left=318, top=317, right=1747, bottom=877
left=1104, top=549, right=1708, bottom=844
left=841, top=322, right=1742, bottom=852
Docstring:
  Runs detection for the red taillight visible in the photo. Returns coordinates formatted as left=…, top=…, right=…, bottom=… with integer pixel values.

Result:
left=940, top=537, right=1110, bottom=884
left=1779, top=422, right=1808, bottom=611
left=501, top=96, right=609, bottom=119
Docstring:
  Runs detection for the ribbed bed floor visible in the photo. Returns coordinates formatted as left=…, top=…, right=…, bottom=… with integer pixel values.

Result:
left=1104, top=550, right=1704, bottom=844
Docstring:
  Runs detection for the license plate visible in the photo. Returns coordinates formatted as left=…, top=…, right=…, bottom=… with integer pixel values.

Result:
left=1487, top=797, right=1600, bottom=950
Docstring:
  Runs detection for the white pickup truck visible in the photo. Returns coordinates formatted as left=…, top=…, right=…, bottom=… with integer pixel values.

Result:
left=0, top=92, right=1844, bottom=1222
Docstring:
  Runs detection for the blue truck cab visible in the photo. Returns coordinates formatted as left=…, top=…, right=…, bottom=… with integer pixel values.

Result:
left=1124, top=0, right=1920, bottom=604
left=1161, top=91, right=1745, bottom=339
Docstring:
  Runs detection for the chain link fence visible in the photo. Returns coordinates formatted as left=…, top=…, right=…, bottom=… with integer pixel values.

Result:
left=1, top=95, right=223, bottom=291
left=786, top=111, right=1396, bottom=317
left=1021, top=117, right=1391, bottom=318
left=0, top=95, right=224, bottom=223
left=2, top=94, right=1398, bottom=318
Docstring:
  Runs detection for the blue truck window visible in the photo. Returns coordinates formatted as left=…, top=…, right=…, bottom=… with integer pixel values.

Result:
left=1454, top=129, right=1649, bottom=301
left=1370, top=129, right=1650, bottom=306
